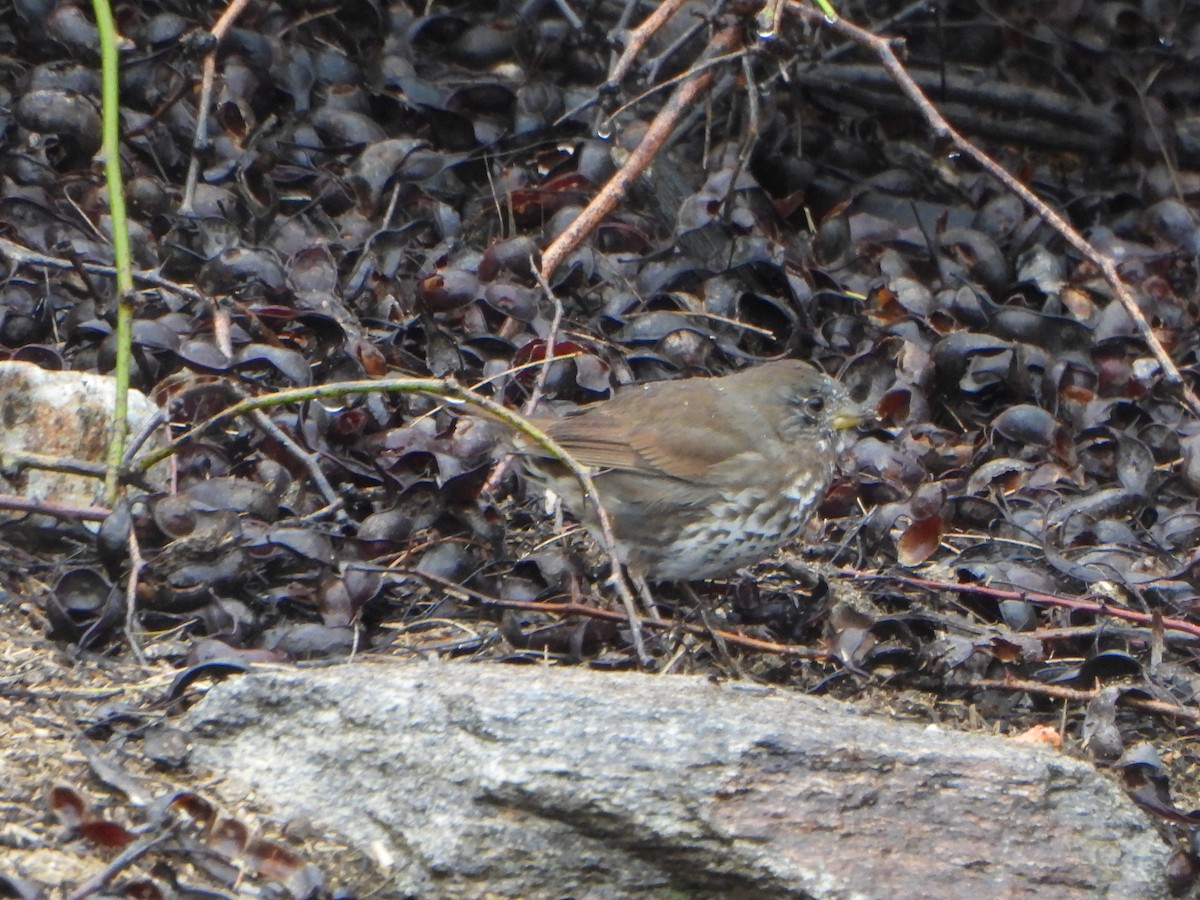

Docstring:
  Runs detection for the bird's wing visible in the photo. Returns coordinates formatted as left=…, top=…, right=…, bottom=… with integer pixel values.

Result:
left=535, top=383, right=769, bottom=482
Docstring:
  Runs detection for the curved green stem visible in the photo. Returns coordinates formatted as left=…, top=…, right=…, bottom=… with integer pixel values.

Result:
left=93, top=0, right=135, bottom=505
left=130, top=375, right=645, bottom=659
left=813, top=0, right=838, bottom=20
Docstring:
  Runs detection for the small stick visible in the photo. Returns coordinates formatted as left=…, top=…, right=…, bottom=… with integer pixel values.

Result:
left=540, top=24, right=743, bottom=281
left=0, top=450, right=108, bottom=480
left=124, top=528, right=148, bottom=666
left=606, top=0, right=695, bottom=88
left=394, top=568, right=830, bottom=661
left=180, top=0, right=255, bottom=214
left=65, top=830, right=175, bottom=900
left=246, top=407, right=346, bottom=521
left=839, top=569, right=1200, bottom=642
left=0, top=236, right=208, bottom=303
left=478, top=259, right=567, bottom=538
left=0, top=493, right=110, bottom=521
left=526, top=257, right=567, bottom=418
left=967, top=675, right=1200, bottom=725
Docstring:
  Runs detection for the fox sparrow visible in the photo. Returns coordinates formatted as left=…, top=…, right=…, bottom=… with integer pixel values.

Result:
left=516, top=360, right=864, bottom=581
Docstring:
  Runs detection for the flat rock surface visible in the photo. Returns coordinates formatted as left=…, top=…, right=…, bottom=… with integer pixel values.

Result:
left=184, top=662, right=1171, bottom=899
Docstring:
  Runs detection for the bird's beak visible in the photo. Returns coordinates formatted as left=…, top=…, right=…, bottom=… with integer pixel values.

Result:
left=831, top=400, right=871, bottom=431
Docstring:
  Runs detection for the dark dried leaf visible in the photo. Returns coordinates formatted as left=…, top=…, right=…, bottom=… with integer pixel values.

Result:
left=417, top=268, right=482, bottom=313
left=185, top=477, right=279, bottom=522
left=234, top=344, right=312, bottom=386
left=262, top=623, right=355, bottom=659
left=165, top=660, right=251, bottom=703
left=176, top=339, right=234, bottom=371
left=78, top=819, right=136, bottom=849
left=15, top=89, right=102, bottom=155
left=168, top=791, right=217, bottom=829
left=47, top=784, right=87, bottom=827
left=897, top=514, right=943, bottom=567
left=992, top=405, right=1068, bottom=453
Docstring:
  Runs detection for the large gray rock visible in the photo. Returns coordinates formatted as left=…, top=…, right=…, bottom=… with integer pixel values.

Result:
left=184, top=663, right=1171, bottom=899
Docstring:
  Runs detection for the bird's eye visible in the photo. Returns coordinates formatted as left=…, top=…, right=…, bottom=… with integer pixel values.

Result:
left=807, top=396, right=825, bottom=413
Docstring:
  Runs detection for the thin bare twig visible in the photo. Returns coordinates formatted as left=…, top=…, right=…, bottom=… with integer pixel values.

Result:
left=794, top=64, right=1121, bottom=154
left=598, top=49, right=751, bottom=135
left=247, top=408, right=346, bottom=521
left=65, top=829, right=175, bottom=900
left=488, top=264, right=648, bottom=661
left=540, top=24, right=743, bottom=281
left=124, top=529, right=148, bottom=666
left=0, top=237, right=207, bottom=304
left=606, top=0, right=695, bottom=88
left=0, top=493, right=110, bottom=521
left=180, top=0, right=255, bottom=213
left=479, top=262, right=568, bottom=532
left=785, top=1, right=1200, bottom=416
left=0, top=450, right=108, bottom=480
left=220, top=374, right=345, bottom=513
left=840, top=569, right=1200, bottom=642
left=121, top=407, right=168, bottom=467
left=966, top=675, right=1200, bottom=725
left=525, top=258, right=567, bottom=418
left=396, top=568, right=830, bottom=661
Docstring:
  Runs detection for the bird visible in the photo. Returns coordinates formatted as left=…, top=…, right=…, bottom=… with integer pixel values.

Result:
left=514, top=359, right=865, bottom=582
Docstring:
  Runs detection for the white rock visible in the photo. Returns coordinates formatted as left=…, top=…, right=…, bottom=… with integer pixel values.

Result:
left=0, top=361, right=167, bottom=511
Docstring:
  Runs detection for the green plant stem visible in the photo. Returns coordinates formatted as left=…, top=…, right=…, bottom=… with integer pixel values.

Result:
left=813, top=0, right=838, bottom=20
left=93, top=0, right=135, bottom=506
left=134, top=379, right=582, bottom=489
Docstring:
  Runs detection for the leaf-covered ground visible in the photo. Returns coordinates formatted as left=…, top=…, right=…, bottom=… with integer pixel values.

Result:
left=3, top=0, right=1200, bottom=894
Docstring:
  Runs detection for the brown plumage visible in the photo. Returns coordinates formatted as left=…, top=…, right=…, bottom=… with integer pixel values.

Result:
left=515, top=360, right=865, bottom=581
